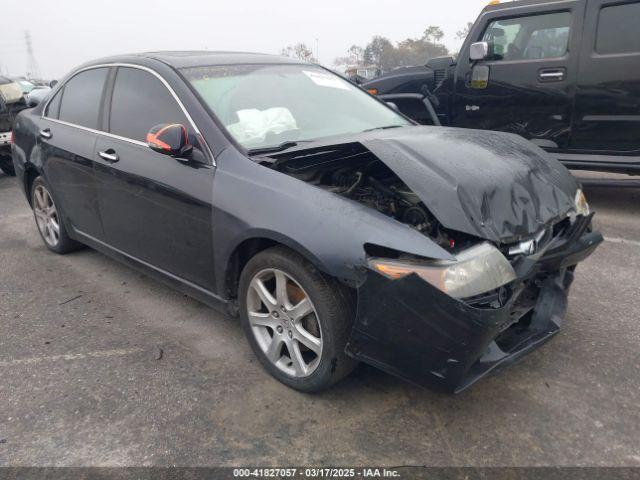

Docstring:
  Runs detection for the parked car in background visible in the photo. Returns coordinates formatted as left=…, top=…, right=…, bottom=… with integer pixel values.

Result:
left=17, top=80, right=36, bottom=96
left=0, top=76, right=28, bottom=176
left=12, top=52, right=601, bottom=393
left=26, top=86, right=51, bottom=107
left=365, top=0, right=640, bottom=175
left=345, top=65, right=382, bottom=85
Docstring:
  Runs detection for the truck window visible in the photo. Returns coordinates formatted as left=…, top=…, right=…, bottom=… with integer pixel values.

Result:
left=596, top=2, right=640, bottom=55
left=482, top=12, right=572, bottom=61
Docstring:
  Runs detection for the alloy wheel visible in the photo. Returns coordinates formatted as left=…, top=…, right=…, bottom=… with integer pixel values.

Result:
left=33, top=185, right=60, bottom=247
left=247, top=268, right=323, bottom=378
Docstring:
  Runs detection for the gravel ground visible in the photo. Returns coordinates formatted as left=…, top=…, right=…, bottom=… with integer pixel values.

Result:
left=0, top=169, right=639, bottom=467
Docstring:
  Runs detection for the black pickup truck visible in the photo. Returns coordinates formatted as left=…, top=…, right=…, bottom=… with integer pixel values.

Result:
left=365, top=0, right=640, bottom=174
left=0, top=76, right=28, bottom=176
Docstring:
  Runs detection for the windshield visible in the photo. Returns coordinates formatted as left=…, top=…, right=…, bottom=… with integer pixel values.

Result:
left=19, top=81, right=35, bottom=94
left=181, top=64, right=410, bottom=150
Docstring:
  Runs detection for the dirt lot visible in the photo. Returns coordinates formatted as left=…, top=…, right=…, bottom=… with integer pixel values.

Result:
left=0, top=170, right=639, bottom=467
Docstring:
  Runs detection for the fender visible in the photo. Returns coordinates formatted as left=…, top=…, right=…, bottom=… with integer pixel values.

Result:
left=212, top=148, right=454, bottom=292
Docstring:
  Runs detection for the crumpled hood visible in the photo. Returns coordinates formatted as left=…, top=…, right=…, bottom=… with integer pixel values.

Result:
left=362, top=126, right=578, bottom=243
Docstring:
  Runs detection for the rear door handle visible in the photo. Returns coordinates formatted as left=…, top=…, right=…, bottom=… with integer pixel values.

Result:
left=98, top=149, right=119, bottom=163
left=538, top=68, right=566, bottom=82
left=39, top=128, right=52, bottom=139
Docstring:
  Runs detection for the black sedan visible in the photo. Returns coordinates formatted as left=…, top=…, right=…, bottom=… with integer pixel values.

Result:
left=11, top=52, right=602, bottom=393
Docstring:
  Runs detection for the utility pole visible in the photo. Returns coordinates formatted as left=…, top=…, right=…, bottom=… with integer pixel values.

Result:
left=25, top=30, right=41, bottom=80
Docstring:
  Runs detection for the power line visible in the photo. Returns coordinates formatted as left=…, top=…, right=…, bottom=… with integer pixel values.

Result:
left=24, top=30, right=41, bottom=79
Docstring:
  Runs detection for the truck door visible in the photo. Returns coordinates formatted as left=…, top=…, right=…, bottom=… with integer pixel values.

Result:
left=570, top=0, right=640, bottom=155
left=453, top=2, right=585, bottom=151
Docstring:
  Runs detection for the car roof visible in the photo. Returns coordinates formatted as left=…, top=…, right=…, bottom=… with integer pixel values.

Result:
left=483, top=0, right=576, bottom=13
left=83, top=51, right=306, bottom=70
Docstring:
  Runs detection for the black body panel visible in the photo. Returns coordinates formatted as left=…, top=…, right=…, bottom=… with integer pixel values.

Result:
left=452, top=2, right=585, bottom=152
left=348, top=229, right=603, bottom=393
left=39, top=119, right=104, bottom=238
left=570, top=0, right=640, bottom=154
left=93, top=137, right=217, bottom=291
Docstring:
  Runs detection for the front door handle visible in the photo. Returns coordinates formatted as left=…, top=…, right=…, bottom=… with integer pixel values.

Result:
left=538, top=68, right=566, bottom=82
left=39, top=128, right=52, bottom=139
left=98, top=149, right=119, bottom=163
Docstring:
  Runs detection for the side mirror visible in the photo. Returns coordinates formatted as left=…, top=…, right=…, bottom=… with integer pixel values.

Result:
left=386, top=101, right=399, bottom=111
left=146, top=123, right=192, bottom=158
left=49, top=80, right=58, bottom=88
left=470, top=41, right=489, bottom=61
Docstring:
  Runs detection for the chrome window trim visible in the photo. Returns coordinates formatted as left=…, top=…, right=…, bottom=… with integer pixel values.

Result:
left=41, top=63, right=215, bottom=165
left=41, top=117, right=148, bottom=147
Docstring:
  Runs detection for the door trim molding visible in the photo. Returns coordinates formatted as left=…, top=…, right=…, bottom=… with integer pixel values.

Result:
left=72, top=227, right=227, bottom=308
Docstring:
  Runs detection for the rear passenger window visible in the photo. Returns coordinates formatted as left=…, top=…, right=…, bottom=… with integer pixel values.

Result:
left=58, top=68, right=108, bottom=129
left=109, top=67, right=189, bottom=142
left=596, top=2, right=640, bottom=55
left=482, top=12, right=572, bottom=61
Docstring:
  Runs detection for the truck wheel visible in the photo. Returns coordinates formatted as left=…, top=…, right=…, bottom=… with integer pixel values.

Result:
left=0, top=155, right=16, bottom=176
left=239, top=246, right=357, bottom=392
left=31, top=176, right=83, bottom=254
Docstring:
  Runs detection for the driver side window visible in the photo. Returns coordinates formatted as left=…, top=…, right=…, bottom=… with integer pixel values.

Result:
left=109, top=67, right=190, bottom=143
left=482, top=12, right=572, bottom=61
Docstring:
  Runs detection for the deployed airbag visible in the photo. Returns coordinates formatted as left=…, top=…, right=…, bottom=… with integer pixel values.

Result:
left=227, top=107, right=298, bottom=146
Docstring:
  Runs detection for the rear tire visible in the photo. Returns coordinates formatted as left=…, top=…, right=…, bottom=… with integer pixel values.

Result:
left=31, top=176, right=83, bottom=254
left=239, top=246, right=357, bottom=392
left=0, top=155, right=15, bottom=176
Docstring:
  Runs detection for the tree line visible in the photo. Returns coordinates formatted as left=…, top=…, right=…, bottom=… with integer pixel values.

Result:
left=281, top=22, right=474, bottom=71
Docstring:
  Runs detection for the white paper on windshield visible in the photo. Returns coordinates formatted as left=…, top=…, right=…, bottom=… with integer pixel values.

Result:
left=226, top=107, right=298, bottom=145
left=303, top=70, right=350, bottom=90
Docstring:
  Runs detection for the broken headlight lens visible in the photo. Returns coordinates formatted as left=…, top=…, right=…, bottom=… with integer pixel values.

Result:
left=369, top=242, right=517, bottom=299
left=574, top=188, right=590, bottom=216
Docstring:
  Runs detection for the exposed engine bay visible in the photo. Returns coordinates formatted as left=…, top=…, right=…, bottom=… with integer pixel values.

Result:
left=265, top=142, right=474, bottom=252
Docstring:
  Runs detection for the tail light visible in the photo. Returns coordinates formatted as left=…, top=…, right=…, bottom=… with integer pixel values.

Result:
left=367, top=88, right=378, bottom=95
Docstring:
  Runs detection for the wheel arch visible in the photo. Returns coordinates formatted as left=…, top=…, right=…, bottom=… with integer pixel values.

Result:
left=222, top=232, right=330, bottom=302
left=23, top=165, right=41, bottom=206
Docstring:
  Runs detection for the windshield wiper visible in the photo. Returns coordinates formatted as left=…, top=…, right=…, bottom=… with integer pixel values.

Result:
left=247, top=140, right=313, bottom=156
left=362, top=125, right=405, bottom=133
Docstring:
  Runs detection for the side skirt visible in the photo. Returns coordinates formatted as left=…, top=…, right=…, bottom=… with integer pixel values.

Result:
left=71, top=228, right=229, bottom=315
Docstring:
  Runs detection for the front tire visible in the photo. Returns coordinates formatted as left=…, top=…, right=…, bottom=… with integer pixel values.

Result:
left=239, top=246, right=357, bottom=392
left=31, top=176, right=82, bottom=254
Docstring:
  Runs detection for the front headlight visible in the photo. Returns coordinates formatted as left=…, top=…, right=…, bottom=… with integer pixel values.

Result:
left=369, top=242, right=517, bottom=299
left=574, top=188, right=590, bottom=216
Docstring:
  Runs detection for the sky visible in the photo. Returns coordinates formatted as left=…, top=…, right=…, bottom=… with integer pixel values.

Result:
left=0, top=0, right=490, bottom=80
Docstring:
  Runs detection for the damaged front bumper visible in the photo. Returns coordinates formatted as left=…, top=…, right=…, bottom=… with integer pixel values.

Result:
left=346, top=219, right=603, bottom=393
